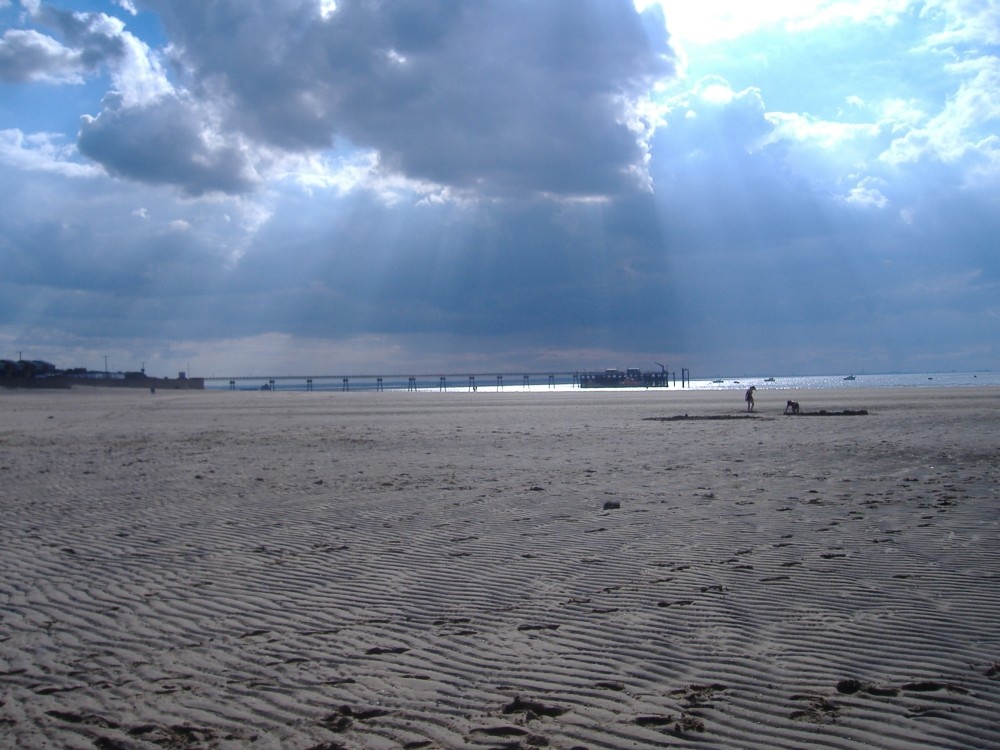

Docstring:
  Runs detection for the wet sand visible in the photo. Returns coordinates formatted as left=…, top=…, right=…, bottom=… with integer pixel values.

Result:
left=1, top=386, right=998, bottom=749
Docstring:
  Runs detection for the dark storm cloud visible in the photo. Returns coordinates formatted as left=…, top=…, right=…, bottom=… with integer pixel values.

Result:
left=203, top=188, right=679, bottom=355
left=37, top=5, right=127, bottom=66
left=77, top=93, right=259, bottom=196
left=141, top=0, right=676, bottom=197
left=0, top=167, right=229, bottom=297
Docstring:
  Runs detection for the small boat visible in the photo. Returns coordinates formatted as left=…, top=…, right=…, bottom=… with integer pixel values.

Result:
left=712, top=379, right=724, bottom=384
left=764, top=377, right=776, bottom=382
left=843, top=374, right=856, bottom=381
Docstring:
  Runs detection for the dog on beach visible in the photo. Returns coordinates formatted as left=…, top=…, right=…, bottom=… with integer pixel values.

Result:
left=784, top=400, right=800, bottom=414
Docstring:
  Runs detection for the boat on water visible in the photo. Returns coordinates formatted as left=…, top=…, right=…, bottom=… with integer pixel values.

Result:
left=764, top=377, right=776, bottom=382
left=844, top=374, right=856, bottom=381
left=712, top=379, right=724, bottom=384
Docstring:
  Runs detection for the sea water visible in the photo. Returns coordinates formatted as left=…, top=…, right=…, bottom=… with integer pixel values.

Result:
left=688, top=371, right=1000, bottom=390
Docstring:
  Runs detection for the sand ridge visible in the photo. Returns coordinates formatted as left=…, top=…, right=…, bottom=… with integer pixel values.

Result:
left=1, top=387, right=998, bottom=748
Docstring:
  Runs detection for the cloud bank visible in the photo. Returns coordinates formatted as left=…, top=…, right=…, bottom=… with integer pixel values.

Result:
left=0, top=0, right=997, bottom=377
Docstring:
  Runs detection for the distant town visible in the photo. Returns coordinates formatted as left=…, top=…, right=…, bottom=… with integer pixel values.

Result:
left=1, top=359, right=203, bottom=390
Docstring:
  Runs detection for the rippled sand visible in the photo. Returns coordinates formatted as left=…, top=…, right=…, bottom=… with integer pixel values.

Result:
left=1, top=386, right=998, bottom=749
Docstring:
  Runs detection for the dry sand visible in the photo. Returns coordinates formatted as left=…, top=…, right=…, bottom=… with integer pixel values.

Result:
left=1, top=386, right=998, bottom=749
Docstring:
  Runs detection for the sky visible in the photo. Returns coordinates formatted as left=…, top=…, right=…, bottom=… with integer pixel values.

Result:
left=1, top=0, right=998, bottom=379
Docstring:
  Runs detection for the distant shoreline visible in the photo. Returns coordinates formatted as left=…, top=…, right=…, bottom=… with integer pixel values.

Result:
left=0, top=375, right=204, bottom=390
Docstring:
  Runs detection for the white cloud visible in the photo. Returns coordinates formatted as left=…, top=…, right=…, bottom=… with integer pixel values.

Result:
left=0, top=128, right=102, bottom=177
left=700, top=81, right=734, bottom=104
left=282, top=147, right=457, bottom=206
left=922, top=0, right=1000, bottom=47
left=641, top=0, right=911, bottom=45
left=111, top=25, right=172, bottom=106
left=658, top=77, right=773, bottom=156
left=281, top=148, right=378, bottom=193
left=0, top=7, right=171, bottom=104
left=785, top=0, right=911, bottom=33
left=880, top=54, right=1000, bottom=168
left=0, top=28, right=81, bottom=83
left=767, top=111, right=880, bottom=149
left=842, top=177, right=889, bottom=208
left=877, top=98, right=928, bottom=130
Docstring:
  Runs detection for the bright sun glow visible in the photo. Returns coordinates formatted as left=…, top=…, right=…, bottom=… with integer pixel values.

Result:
left=318, top=0, right=337, bottom=20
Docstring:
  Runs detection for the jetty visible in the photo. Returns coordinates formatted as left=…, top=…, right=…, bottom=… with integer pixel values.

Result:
left=209, top=367, right=691, bottom=392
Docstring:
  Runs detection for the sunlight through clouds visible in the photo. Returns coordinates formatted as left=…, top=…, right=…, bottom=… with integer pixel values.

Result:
left=1, top=0, right=998, bottom=377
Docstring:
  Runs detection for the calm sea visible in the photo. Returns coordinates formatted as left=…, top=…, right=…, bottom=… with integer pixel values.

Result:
left=207, top=371, right=1000, bottom=392
left=688, top=372, right=1000, bottom=391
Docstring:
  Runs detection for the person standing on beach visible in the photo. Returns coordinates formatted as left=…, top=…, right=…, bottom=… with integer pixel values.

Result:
left=745, top=385, right=756, bottom=412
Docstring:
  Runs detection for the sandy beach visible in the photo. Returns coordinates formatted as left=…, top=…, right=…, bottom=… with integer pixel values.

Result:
left=1, top=385, right=998, bottom=749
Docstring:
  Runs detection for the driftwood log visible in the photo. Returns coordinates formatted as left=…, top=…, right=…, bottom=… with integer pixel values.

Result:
left=785, top=409, right=868, bottom=416
left=644, top=410, right=868, bottom=422
left=644, top=415, right=760, bottom=421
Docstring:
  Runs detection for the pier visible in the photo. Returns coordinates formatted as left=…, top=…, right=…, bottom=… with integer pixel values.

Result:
left=210, top=369, right=690, bottom=392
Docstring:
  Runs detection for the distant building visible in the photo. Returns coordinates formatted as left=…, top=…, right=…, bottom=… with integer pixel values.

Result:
left=1, top=357, right=203, bottom=389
